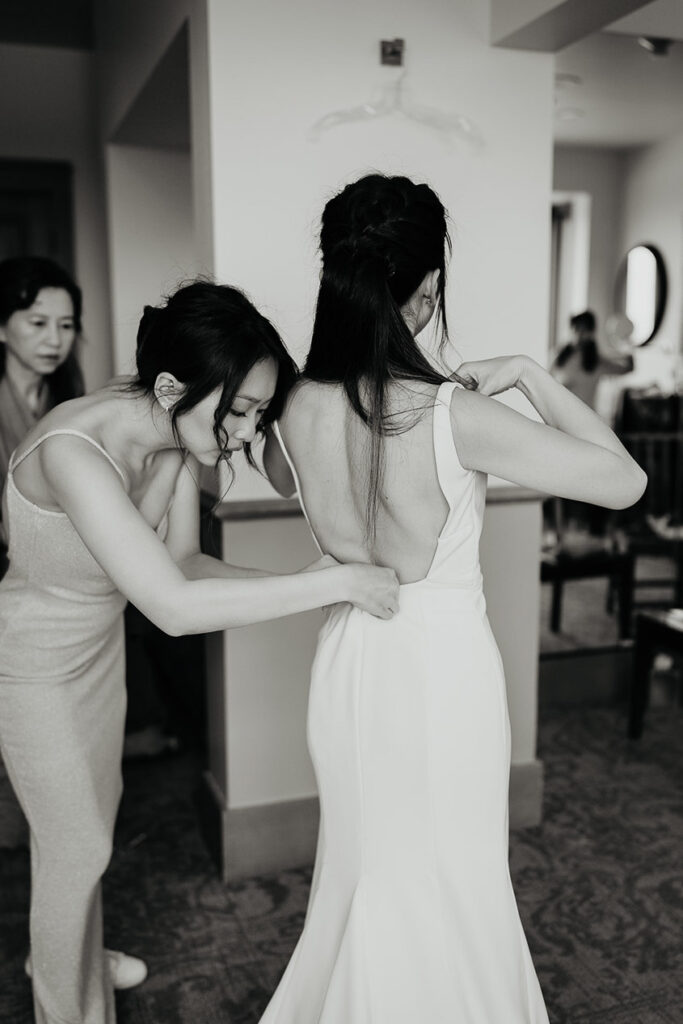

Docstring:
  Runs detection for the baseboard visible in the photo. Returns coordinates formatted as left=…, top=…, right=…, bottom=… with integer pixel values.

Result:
left=509, top=759, right=544, bottom=829
left=225, top=797, right=320, bottom=881
left=201, top=760, right=544, bottom=880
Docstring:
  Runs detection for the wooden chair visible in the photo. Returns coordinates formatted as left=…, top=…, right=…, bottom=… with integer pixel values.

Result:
left=629, top=609, right=683, bottom=738
left=614, top=390, right=683, bottom=611
left=540, top=498, right=635, bottom=637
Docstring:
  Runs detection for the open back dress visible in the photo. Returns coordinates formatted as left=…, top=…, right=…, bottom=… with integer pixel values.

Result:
left=259, top=380, right=549, bottom=1024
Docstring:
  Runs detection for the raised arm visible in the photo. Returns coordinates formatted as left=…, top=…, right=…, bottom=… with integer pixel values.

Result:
left=39, top=436, right=398, bottom=633
left=451, top=355, right=647, bottom=509
left=598, top=352, right=634, bottom=376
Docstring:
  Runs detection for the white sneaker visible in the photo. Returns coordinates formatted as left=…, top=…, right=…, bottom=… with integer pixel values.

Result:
left=25, top=949, right=148, bottom=990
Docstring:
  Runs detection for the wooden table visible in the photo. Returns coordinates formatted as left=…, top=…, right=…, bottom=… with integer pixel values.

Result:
left=629, top=609, right=683, bottom=738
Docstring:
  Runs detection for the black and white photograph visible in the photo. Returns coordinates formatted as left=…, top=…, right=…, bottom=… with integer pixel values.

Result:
left=0, top=1, right=682, bottom=1022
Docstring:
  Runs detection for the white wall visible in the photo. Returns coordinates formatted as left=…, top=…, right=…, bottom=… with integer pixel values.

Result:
left=0, top=43, right=112, bottom=388
left=207, top=0, right=553, bottom=503
left=106, top=145, right=195, bottom=374
left=221, top=518, right=321, bottom=808
left=621, top=131, right=683, bottom=360
left=481, top=500, right=542, bottom=766
left=553, top=145, right=627, bottom=341
left=94, top=0, right=214, bottom=274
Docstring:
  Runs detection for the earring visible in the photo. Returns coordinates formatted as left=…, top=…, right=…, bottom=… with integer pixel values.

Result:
left=157, top=388, right=174, bottom=411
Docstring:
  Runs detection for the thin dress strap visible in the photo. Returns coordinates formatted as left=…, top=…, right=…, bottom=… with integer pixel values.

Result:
left=9, top=429, right=127, bottom=485
left=272, top=422, right=323, bottom=555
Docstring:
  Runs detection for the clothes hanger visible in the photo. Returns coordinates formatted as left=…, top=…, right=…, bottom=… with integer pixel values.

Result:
left=309, top=41, right=483, bottom=149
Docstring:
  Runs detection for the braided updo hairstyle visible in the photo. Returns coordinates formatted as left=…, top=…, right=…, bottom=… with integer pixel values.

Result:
left=305, top=173, right=467, bottom=541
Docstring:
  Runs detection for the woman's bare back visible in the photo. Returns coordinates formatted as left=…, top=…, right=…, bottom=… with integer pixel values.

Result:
left=278, top=380, right=454, bottom=584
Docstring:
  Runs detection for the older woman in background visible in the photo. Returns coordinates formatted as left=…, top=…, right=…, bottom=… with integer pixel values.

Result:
left=0, top=256, right=84, bottom=575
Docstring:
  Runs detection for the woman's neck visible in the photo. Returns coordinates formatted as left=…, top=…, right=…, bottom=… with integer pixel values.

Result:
left=100, top=383, right=179, bottom=473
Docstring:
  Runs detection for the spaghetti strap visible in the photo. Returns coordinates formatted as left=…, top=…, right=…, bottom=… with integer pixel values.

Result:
left=10, top=429, right=127, bottom=485
left=272, top=422, right=323, bottom=555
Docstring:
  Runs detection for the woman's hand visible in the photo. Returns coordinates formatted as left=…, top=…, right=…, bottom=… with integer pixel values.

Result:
left=456, top=355, right=527, bottom=397
left=345, top=564, right=400, bottom=620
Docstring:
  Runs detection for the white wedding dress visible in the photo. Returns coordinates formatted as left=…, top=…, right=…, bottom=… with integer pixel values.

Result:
left=262, top=381, right=549, bottom=1023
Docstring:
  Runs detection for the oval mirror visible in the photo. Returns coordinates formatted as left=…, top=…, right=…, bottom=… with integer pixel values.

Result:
left=614, top=244, right=667, bottom=346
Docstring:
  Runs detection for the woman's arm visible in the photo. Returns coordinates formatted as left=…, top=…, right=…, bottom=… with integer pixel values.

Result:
left=598, top=353, right=634, bottom=376
left=452, top=355, right=647, bottom=509
left=162, top=457, right=273, bottom=579
left=39, top=436, right=398, bottom=634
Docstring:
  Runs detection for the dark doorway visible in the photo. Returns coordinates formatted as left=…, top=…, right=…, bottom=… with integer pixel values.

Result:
left=0, top=159, right=74, bottom=270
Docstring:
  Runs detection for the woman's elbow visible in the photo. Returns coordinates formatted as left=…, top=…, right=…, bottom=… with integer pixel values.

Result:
left=609, top=465, right=648, bottom=510
left=141, top=600, right=189, bottom=637
left=154, top=607, right=212, bottom=637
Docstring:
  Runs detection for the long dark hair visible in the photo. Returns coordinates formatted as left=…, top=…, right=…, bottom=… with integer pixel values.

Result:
left=556, top=311, right=599, bottom=372
left=0, top=256, right=84, bottom=404
left=131, top=280, right=298, bottom=470
left=305, top=173, right=467, bottom=540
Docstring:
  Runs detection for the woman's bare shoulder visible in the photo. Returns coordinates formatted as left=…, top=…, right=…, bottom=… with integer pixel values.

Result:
left=14, top=393, right=94, bottom=455
left=282, top=379, right=343, bottom=422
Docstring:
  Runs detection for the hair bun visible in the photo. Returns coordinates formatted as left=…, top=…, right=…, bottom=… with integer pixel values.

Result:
left=136, top=304, right=165, bottom=354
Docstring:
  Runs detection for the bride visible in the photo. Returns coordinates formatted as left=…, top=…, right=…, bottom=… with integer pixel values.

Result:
left=260, top=173, right=646, bottom=1022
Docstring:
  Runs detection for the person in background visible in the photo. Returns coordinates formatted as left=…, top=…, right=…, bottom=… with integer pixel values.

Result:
left=0, top=257, right=84, bottom=576
left=0, top=257, right=190, bottom=762
left=549, top=310, right=635, bottom=536
left=550, top=309, right=634, bottom=412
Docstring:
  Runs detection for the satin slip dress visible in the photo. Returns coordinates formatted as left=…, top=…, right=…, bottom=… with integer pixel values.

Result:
left=260, top=381, right=549, bottom=1024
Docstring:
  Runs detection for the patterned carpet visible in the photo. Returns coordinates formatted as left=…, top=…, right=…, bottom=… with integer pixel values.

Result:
left=1, top=704, right=682, bottom=1024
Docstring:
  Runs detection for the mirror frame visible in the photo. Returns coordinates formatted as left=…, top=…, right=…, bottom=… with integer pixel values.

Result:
left=614, top=243, right=667, bottom=346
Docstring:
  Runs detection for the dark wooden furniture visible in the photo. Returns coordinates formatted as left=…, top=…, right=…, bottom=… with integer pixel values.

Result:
left=616, top=392, right=683, bottom=609
left=629, top=609, right=683, bottom=738
left=541, top=543, right=634, bottom=637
